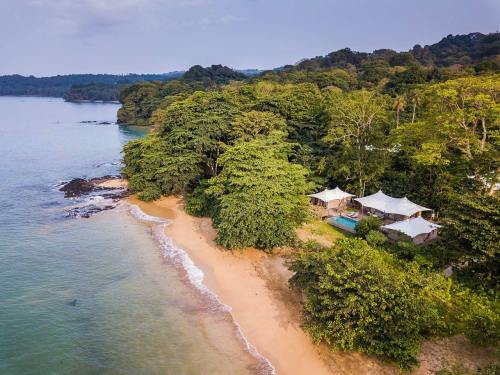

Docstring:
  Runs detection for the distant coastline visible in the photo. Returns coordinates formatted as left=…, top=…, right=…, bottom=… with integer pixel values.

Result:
left=0, top=94, right=120, bottom=104
left=64, top=99, right=120, bottom=104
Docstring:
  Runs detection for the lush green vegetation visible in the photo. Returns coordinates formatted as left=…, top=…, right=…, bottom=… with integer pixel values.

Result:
left=117, top=65, right=250, bottom=125
left=120, top=32, right=499, bottom=369
left=289, top=239, right=499, bottom=370
left=355, top=215, right=383, bottom=238
left=290, top=239, right=449, bottom=369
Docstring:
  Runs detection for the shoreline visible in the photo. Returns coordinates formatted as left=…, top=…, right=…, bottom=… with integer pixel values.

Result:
left=126, top=195, right=399, bottom=375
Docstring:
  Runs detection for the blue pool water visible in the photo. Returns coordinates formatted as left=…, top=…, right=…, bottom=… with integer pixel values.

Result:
left=331, top=216, right=358, bottom=231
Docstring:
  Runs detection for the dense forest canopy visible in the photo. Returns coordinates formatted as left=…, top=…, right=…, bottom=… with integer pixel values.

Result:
left=117, top=32, right=500, bottom=127
left=119, top=32, right=499, bottom=369
left=288, top=32, right=500, bottom=72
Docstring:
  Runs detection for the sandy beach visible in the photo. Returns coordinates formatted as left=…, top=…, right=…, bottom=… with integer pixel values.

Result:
left=128, top=196, right=401, bottom=375
left=96, top=178, right=128, bottom=189
left=126, top=195, right=498, bottom=375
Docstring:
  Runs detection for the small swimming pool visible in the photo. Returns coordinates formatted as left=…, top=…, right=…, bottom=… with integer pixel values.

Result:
left=329, top=216, right=358, bottom=232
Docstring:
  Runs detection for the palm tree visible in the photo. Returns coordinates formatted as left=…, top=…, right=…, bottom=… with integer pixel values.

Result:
left=393, top=95, right=406, bottom=128
left=410, top=91, right=421, bottom=123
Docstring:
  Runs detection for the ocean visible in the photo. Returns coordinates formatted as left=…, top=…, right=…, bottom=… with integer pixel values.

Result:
left=0, top=97, right=267, bottom=374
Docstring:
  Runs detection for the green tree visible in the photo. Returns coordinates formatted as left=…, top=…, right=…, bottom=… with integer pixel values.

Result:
left=393, top=95, right=406, bottom=127
left=207, top=132, right=310, bottom=250
left=289, top=238, right=447, bottom=369
left=442, top=192, right=500, bottom=261
left=324, top=89, right=391, bottom=196
left=229, top=110, right=287, bottom=141
left=153, top=91, right=240, bottom=177
left=122, top=135, right=203, bottom=199
left=355, top=216, right=383, bottom=238
left=396, top=75, right=499, bottom=193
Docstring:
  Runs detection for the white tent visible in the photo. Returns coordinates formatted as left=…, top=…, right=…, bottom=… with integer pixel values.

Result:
left=381, top=216, right=441, bottom=238
left=354, top=190, right=431, bottom=217
left=308, top=187, right=355, bottom=203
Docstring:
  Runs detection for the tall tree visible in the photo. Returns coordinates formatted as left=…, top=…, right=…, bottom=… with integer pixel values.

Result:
left=393, top=95, right=406, bottom=127
left=395, top=75, right=500, bottom=194
left=153, top=91, right=240, bottom=177
left=410, top=90, right=422, bottom=123
left=207, top=131, right=310, bottom=249
left=324, top=89, right=391, bottom=196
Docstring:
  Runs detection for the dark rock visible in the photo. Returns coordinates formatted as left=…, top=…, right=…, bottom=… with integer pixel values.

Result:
left=59, top=178, right=94, bottom=197
left=68, top=299, right=77, bottom=306
left=60, top=175, right=128, bottom=218
left=66, top=204, right=116, bottom=218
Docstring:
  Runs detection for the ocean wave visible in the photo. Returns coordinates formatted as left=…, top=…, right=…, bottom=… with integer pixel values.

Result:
left=127, top=203, right=276, bottom=375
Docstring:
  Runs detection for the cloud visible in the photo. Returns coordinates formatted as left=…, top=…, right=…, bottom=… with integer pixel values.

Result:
left=199, top=14, right=241, bottom=25
left=29, top=0, right=160, bottom=36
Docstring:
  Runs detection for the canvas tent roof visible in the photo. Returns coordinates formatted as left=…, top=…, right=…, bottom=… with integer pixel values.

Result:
left=308, top=187, right=355, bottom=203
left=381, top=217, right=442, bottom=238
left=354, top=190, right=431, bottom=217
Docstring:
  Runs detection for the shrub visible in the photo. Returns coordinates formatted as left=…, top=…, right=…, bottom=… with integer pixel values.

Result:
left=355, top=216, right=382, bottom=238
left=453, top=288, right=500, bottom=346
left=137, top=187, right=161, bottom=201
left=289, top=238, right=447, bottom=370
left=365, top=230, right=387, bottom=246
left=185, top=181, right=217, bottom=217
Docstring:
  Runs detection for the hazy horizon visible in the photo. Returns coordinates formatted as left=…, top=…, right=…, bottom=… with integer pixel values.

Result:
left=1, top=0, right=499, bottom=76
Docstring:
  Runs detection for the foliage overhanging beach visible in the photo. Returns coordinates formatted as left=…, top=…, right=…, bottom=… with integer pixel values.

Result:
left=119, top=33, right=499, bottom=373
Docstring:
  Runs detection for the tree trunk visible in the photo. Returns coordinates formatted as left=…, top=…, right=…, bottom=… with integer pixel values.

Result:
left=412, top=102, right=416, bottom=123
left=480, top=117, right=487, bottom=153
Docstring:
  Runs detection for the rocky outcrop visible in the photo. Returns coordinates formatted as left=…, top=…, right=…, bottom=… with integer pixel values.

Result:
left=60, top=176, right=129, bottom=218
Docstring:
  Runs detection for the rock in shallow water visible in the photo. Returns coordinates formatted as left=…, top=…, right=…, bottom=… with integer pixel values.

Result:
left=66, top=204, right=116, bottom=218
left=60, top=176, right=129, bottom=218
left=59, top=178, right=94, bottom=197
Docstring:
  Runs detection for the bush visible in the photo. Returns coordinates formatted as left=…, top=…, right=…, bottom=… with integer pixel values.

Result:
left=365, top=230, right=387, bottom=246
left=185, top=181, right=217, bottom=217
left=453, top=287, right=500, bottom=346
left=289, top=238, right=447, bottom=370
left=137, top=187, right=161, bottom=201
left=355, top=216, right=382, bottom=238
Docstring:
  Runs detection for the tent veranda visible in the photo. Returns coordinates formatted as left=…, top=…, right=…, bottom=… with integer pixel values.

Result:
left=354, top=190, right=431, bottom=219
left=381, top=216, right=442, bottom=244
left=308, top=187, right=355, bottom=203
left=308, top=187, right=355, bottom=216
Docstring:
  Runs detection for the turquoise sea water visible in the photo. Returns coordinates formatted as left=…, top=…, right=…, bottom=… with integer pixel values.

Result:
left=0, top=97, right=267, bottom=374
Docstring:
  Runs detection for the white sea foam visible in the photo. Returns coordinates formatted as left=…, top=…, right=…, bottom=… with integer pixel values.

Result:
left=128, top=204, right=171, bottom=224
left=127, top=203, right=276, bottom=375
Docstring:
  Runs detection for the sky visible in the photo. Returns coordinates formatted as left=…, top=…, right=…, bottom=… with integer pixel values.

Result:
left=1, top=0, right=499, bottom=76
